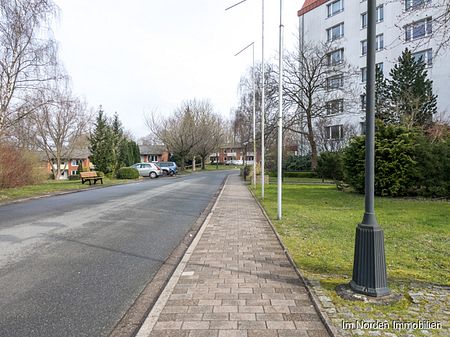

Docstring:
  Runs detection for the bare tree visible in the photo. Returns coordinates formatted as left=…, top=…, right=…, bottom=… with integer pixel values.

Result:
left=432, top=0, right=450, bottom=54
left=236, top=62, right=279, bottom=155
left=146, top=99, right=207, bottom=171
left=194, top=103, right=224, bottom=169
left=282, top=41, right=358, bottom=170
left=392, top=0, right=450, bottom=56
left=0, top=0, right=59, bottom=135
left=31, top=82, right=90, bottom=180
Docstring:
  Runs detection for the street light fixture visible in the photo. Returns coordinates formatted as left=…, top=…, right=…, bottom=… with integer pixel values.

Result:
left=350, top=0, right=390, bottom=297
left=225, top=0, right=265, bottom=196
left=234, top=42, right=257, bottom=186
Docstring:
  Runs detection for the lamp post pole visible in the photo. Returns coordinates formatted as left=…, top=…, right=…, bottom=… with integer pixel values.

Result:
left=350, top=0, right=390, bottom=297
left=225, top=0, right=265, bottom=195
left=276, top=0, right=283, bottom=220
left=261, top=0, right=265, bottom=200
left=234, top=42, right=257, bottom=187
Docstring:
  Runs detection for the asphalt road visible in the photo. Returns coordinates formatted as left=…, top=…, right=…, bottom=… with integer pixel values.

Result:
left=0, top=171, right=230, bottom=337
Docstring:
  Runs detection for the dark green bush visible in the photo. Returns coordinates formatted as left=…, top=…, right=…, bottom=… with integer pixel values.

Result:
left=414, top=134, right=450, bottom=197
left=116, top=167, right=139, bottom=179
left=317, top=152, right=344, bottom=181
left=343, top=122, right=450, bottom=197
left=283, top=154, right=311, bottom=171
left=68, top=174, right=80, bottom=181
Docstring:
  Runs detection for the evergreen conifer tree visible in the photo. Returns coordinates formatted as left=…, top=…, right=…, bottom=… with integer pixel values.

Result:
left=89, top=106, right=114, bottom=173
left=375, top=66, right=392, bottom=123
left=111, top=112, right=124, bottom=173
left=388, top=48, right=437, bottom=127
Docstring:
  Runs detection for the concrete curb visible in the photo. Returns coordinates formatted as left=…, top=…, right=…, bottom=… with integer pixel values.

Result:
left=134, top=175, right=229, bottom=337
left=248, top=184, right=341, bottom=337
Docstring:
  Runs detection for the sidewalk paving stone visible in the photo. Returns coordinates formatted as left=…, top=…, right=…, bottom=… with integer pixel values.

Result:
left=141, top=174, right=330, bottom=337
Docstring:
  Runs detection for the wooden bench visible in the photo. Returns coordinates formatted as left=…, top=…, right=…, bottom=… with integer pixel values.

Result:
left=80, top=171, right=103, bottom=185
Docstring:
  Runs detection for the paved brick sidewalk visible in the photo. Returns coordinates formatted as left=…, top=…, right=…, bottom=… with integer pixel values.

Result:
left=137, top=173, right=330, bottom=337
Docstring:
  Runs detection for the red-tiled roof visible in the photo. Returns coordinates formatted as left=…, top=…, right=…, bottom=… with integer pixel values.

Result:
left=298, top=0, right=329, bottom=16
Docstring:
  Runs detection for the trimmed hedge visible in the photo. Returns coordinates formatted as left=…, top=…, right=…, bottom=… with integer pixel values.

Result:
left=116, top=167, right=139, bottom=179
left=68, top=174, right=80, bottom=181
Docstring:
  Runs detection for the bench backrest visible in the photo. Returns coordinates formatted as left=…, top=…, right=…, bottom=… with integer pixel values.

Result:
left=80, top=171, right=98, bottom=178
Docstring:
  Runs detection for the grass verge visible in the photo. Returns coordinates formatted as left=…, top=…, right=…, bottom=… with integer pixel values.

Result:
left=0, top=178, right=138, bottom=204
left=252, top=180, right=449, bottom=336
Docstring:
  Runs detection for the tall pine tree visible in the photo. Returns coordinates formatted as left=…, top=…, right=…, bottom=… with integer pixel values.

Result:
left=388, top=48, right=437, bottom=128
left=111, top=112, right=124, bottom=173
left=375, top=66, right=392, bottom=123
left=89, top=106, right=114, bottom=174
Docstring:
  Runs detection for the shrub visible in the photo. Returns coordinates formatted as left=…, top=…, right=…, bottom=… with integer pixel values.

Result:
left=343, top=124, right=419, bottom=196
left=0, top=144, right=46, bottom=188
left=342, top=122, right=450, bottom=197
left=95, top=171, right=105, bottom=177
left=283, top=154, right=311, bottom=171
left=116, top=167, right=139, bottom=179
left=68, top=174, right=80, bottom=181
left=316, top=152, right=344, bottom=181
left=414, top=134, right=450, bottom=197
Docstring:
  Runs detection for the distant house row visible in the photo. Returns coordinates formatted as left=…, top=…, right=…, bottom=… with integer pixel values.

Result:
left=44, top=145, right=170, bottom=180
left=44, top=143, right=300, bottom=179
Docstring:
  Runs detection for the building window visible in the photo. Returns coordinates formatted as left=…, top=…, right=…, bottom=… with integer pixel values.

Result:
left=361, top=68, right=367, bottom=83
left=361, top=40, right=367, bottom=55
left=71, top=170, right=77, bottom=175
left=360, top=122, right=366, bottom=135
left=327, top=0, right=344, bottom=17
left=405, top=0, right=431, bottom=11
left=405, top=17, right=432, bottom=41
left=361, top=12, right=367, bottom=29
left=327, top=22, right=344, bottom=41
left=324, top=125, right=344, bottom=140
left=376, top=34, right=384, bottom=50
left=327, top=48, right=344, bottom=66
left=377, top=5, right=384, bottom=22
left=361, top=5, right=383, bottom=29
left=361, top=63, right=383, bottom=83
left=412, top=48, right=433, bottom=67
left=361, top=35, right=383, bottom=55
left=326, top=99, right=344, bottom=115
left=327, top=75, right=344, bottom=90
left=360, top=94, right=366, bottom=110
left=71, top=160, right=77, bottom=166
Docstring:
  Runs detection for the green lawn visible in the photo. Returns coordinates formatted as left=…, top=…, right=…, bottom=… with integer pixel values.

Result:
left=252, top=181, right=450, bottom=335
left=0, top=178, right=138, bottom=203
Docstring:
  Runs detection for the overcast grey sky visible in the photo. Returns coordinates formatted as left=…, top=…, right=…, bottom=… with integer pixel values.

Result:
left=53, top=0, right=304, bottom=139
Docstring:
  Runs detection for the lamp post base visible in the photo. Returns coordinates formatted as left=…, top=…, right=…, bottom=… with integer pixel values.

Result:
left=350, top=224, right=390, bottom=297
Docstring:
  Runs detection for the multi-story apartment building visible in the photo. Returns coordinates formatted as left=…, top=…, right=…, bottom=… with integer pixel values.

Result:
left=297, top=0, right=450, bottom=141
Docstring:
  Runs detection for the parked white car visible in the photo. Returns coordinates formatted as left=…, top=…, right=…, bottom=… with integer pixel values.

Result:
left=130, top=163, right=162, bottom=178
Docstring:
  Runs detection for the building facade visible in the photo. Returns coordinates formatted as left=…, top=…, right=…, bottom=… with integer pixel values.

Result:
left=298, top=0, right=450, bottom=140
